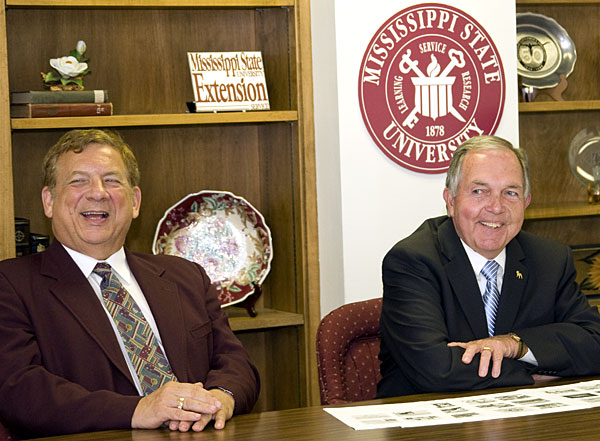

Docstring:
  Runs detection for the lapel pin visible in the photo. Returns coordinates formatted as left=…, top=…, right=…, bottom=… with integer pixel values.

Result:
left=516, top=270, right=523, bottom=279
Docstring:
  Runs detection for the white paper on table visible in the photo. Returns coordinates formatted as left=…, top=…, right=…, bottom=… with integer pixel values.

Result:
left=324, top=380, right=600, bottom=430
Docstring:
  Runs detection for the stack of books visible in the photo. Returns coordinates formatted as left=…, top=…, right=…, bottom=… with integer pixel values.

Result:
left=14, top=217, right=49, bottom=256
left=10, top=90, right=112, bottom=118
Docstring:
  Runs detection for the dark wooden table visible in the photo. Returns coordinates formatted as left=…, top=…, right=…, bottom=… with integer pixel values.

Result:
left=34, top=380, right=600, bottom=441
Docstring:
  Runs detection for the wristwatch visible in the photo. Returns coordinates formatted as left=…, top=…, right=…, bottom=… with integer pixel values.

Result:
left=509, top=333, right=526, bottom=358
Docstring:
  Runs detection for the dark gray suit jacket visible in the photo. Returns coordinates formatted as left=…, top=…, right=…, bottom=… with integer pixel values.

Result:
left=377, top=216, right=600, bottom=398
left=0, top=241, right=260, bottom=438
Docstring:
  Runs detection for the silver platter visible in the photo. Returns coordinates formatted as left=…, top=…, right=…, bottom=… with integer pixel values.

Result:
left=516, top=12, right=576, bottom=89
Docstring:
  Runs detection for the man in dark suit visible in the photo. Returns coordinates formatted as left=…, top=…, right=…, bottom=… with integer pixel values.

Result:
left=0, top=129, right=260, bottom=438
left=377, top=135, right=600, bottom=398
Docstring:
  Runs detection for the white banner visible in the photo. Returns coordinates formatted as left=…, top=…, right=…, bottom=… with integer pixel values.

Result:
left=313, top=0, right=518, bottom=314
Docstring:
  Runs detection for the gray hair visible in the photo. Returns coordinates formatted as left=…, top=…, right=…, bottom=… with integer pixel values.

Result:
left=445, top=135, right=530, bottom=198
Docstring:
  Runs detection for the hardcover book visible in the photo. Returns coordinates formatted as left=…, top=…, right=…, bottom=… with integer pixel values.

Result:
left=10, top=90, right=109, bottom=104
left=15, top=217, right=30, bottom=256
left=10, top=102, right=113, bottom=118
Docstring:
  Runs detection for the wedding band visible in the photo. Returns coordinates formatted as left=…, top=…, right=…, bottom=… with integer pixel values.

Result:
left=177, top=397, right=185, bottom=410
left=482, top=346, right=492, bottom=352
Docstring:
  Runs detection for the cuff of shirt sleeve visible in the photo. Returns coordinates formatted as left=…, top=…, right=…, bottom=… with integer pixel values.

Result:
left=519, top=348, right=538, bottom=366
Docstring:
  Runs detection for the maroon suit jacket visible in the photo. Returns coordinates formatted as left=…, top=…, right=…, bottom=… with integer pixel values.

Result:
left=0, top=241, right=260, bottom=439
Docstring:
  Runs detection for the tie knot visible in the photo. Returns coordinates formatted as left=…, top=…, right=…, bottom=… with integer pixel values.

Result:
left=481, top=260, right=499, bottom=282
left=93, top=262, right=112, bottom=278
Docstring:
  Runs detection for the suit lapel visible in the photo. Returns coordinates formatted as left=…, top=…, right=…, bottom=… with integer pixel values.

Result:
left=495, top=237, right=527, bottom=335
left=125, top=251, right=189, bottom=383
left=438, top=220, right=528, bottom=337
left=42, top=242, right=133, bottom=384
left=438, top=219, right=489, bottom=338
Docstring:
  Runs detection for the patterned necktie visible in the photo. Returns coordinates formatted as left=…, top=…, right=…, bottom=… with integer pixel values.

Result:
left=93, top=262, right=177, bottom=395
left=481, top=260, right=501, bottom=337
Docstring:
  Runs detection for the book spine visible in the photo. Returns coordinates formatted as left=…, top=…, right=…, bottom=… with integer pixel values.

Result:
left=11, top=90, right=109, bottom=104
left=26, top=103, right=113, bottom=117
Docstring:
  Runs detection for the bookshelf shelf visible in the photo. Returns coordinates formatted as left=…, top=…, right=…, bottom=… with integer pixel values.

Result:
left=518, top=100, right=600, bottom=113
left=525, top=202, right=600, bottom=220
left=6, top=0, right=295, bottom=7
left=10, top=110, right=298, bottom=129
left=228, top=308, right=304, bottom=332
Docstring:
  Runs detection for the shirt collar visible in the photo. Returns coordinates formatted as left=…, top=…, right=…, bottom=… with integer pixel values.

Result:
left=61, top=244, right=131, bottom=283
left=460, top=239, right=506, bottom=275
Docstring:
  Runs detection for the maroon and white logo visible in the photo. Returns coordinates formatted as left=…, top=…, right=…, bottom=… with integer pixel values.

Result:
left=358, top=4, right=505, bottom=174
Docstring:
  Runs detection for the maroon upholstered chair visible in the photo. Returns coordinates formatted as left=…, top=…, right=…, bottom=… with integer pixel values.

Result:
left=0, top=421, right=15, bottom=441
left=316, top=298, right=382, bottom=405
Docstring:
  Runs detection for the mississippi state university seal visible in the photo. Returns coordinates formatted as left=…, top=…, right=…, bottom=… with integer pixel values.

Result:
left=358, top=4, right=505, bottom=173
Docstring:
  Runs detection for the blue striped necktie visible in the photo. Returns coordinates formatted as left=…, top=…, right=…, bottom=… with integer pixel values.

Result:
left=93, top=262, right=177, bottom=395
left=481, top=260, right=501, bottom=337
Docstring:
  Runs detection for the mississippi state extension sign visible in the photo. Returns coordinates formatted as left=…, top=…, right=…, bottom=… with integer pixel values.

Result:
left=358, top=3, right=505, bottom=173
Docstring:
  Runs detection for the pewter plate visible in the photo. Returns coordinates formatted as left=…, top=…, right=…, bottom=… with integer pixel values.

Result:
left=516, top=12, right=576, bottom=89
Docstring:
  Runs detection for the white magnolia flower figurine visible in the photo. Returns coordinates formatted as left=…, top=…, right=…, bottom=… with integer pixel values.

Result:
left=41, top=40, right=91, bottom=90
left=49, top=56, right=88, bottom=78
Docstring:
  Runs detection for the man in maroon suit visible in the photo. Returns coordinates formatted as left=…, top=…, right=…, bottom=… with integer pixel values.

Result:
left=0, top=129, right=260, bottom=438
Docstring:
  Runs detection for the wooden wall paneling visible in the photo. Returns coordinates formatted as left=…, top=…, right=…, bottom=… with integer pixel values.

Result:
left=258, top=122, right=296, bottom=312
left=256, top=7, right=293, bottom=110
left=11, top=131, right=56, bottom=237
left=268, top=326, right=302, bottom=409
left=234, top=331, right=270, bottom=412
left=520, top=111, right=600, bottom=245
left=519, top=111, right=600, bottom=205
left=236, top=327, right=302, bottom=412
left=523, top=217, right=600, bottom=246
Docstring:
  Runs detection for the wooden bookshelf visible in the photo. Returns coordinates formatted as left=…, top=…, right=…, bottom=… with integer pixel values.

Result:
left=0, top=0, right=321, bottom=412
left=517, top=0, right=600, bottom=247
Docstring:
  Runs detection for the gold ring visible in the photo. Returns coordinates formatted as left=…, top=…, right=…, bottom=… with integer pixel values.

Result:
left=177, top=397, right=185, bottom=410
left=482, top=346, right=492, bottom=352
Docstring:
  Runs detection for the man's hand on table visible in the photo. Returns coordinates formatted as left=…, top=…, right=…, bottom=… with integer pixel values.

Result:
left=131, top=381, right=235, bottom=432
left=447, top=334, right=525, bottom=378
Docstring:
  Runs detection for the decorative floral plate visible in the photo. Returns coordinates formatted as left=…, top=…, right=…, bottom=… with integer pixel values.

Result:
left=153, top=191, right=273, bottom=307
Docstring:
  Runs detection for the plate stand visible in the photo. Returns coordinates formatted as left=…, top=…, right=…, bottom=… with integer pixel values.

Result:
left=521, top=74, right=568, bottom=102
left=587, top=183, right=600, bottom=204
left=237, top=283, right=262, bottom=317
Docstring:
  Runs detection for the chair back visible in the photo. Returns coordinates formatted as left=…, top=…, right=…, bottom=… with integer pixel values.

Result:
left=316, top=298, right=382, bottom=405
left=0, top=421, right=15, bottom=441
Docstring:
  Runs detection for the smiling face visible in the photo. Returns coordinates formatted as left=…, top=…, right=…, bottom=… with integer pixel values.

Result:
left=443, top=148, right=531, bottom=259
left=42, top=143, right=141, bottom=260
